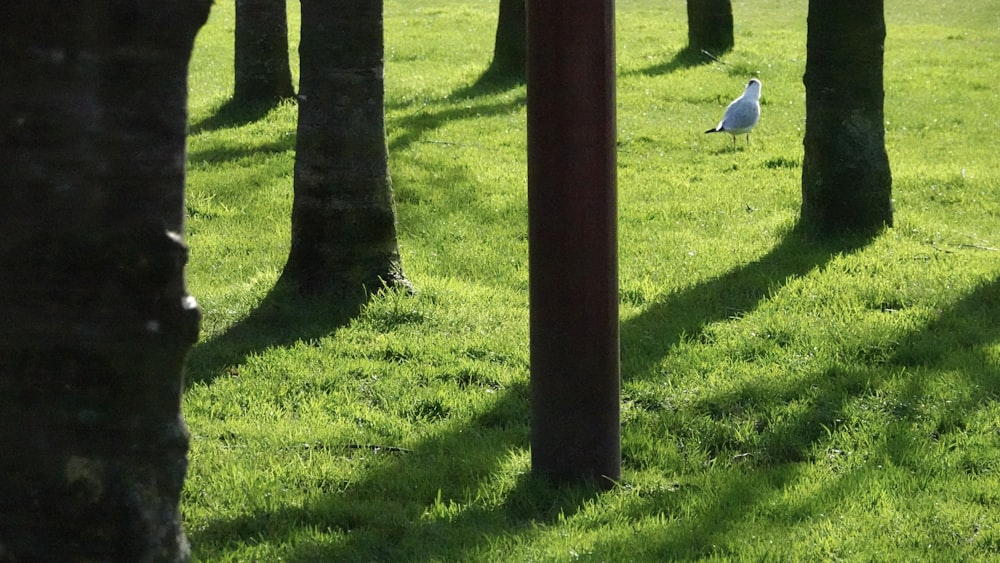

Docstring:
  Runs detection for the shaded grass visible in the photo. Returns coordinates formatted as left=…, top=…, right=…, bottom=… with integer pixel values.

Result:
left=182, top=0, right=1000, bottom=560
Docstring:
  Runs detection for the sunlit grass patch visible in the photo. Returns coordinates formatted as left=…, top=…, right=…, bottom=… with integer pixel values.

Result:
left=183, top=0, right=1000, bottom=560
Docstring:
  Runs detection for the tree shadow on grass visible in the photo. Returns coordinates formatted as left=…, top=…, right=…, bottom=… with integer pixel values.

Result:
left=606, top=275, right=1000, bottom=559
left=188, top=380, right=611, bottom=561
left=386, top=69, right=525, bottom=154
left=189, top=98, right=292, bottom=136
left=184, top=278, right=366, bottom=388
left=185, top=81, right=526, bottom=389
left=890, top=273, right=1000, bottom=411
left=186, top=235, right=1000, bottom=559
left=623, top=46, right=719, bottom=79
left=448, top=66, right=524, bottom=100
left=388, top=96, right=525, bottom=154
left=186, top=131, right=296, bottom=167
left=621, top=223, right=876, bottom=382
left=388, top=98, right=525, bottom=155
left=185, top=226, right=877, bottom=560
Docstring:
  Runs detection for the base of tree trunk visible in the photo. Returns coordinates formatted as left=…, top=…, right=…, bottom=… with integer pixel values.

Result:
left=278, top=263, right=413, bottom=301
left=687, top=0, right=735, bottom=55
left=489, top=0, right=526, bottom=81
left=801, top=0, right=892, bottom=235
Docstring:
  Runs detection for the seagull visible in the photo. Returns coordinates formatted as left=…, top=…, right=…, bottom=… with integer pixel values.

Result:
left=705, top=78, right=762, bottom=148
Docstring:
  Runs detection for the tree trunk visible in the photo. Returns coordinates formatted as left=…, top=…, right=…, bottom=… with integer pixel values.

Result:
left=801, top=0, right=893, bottom=235
left=489, top=0, right=527, bottom=79
left=234, top=0, right=296, bottom=106
left=527, top=0, right=620, bottom=487
left=0, top=2, right=209, bottom=561
left=283, top=0, right=409, bottom=297
left=686, top=0, right=734, bottom=55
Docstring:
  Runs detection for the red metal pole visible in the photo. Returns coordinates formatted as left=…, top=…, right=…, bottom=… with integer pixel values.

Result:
left=527, top=0, right=620, bottom=486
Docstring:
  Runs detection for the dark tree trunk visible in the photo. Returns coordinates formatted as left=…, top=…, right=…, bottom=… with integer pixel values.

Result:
left=686, top=0, right=734, bottom=54
left=801, top=0, right=893, bottom=235
left=0, top=1, right=208, bottom=561
left=234, top=0, right=296, bottom=106
left=283, top=0, right=409, bottom=297
left=489, top=0, right=527, bottom=79
left=527, top=0, right=620, bottom=486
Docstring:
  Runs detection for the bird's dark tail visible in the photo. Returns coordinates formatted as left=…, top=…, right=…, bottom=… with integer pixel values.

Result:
left=705, top=127, right=720, bottom=134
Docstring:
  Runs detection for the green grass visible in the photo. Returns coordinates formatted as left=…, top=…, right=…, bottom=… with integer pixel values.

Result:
left=182, top=0, right=1000, bottom=560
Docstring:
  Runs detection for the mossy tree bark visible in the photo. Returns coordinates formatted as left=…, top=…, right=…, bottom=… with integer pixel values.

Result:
left=0, top=1, right=209, bottom=561
left=801, top=0, right=893, bottom=235
left=686, top=0, right=734, bottom=55
left=234, top=0, right=296, bottom=106
left=283, top=0, right=409, bottom=297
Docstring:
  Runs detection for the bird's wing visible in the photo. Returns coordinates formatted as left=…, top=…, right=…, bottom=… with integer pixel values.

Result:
left=722, top=99, right=760, bottom=132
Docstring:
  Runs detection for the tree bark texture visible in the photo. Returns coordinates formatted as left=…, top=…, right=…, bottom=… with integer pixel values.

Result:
left=0, top=2, right=209, bottom=561
left=489, top=0, right=527, bottom=78
left=801, top=0, right=893, bottom=235
left=284, top=0, right=408, bottom=296
left=234, top=0, right=296, bottom=106
left=686, top=0, right=734, bottom=54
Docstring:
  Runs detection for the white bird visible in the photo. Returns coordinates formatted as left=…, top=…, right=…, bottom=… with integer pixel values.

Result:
left=705, top=78, right=762, bottom=148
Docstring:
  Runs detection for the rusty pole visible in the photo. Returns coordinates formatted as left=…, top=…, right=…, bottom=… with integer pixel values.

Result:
left=527, top=0, right=620, bottom=486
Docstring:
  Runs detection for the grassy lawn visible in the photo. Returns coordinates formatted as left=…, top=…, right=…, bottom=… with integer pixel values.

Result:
left=181, top=0, right=1000, bottom=560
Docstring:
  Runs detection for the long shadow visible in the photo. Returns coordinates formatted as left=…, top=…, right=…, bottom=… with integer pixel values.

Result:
left=189, top=98, right=292, bottom=136
left=387, top=69, right=525, bottom=154
left=188, top=380, right=609, bottom=561
left=604, top=276, right=1000, bottom=558
left=186, top=132, right=296, bottom=167
left=388, top=97, right=525, bottom=155
left=621, top=224, right=875, bottom=382
left=388, top=97, right=525, bottom=154
left=890, top=274, right=1000, bottom=408
left=604, top=359, right=876, bottom=557
left=448, top=66, right=524, bottom=100
left=623, top=46, right=719, bottom=79
left=184, top=127, right=550, bottom=558
left=384, top=66, right=524, bottom=113
left=187, top=236, right=1000, bottom=559
left=185, top=227, right=874, bottom=560
left=669, top=275, right=998, bottom=557
left=184, top=278, right=365, bottom=388
left=300, top=383, right=603, bottom=562
left=185, top=74, right=527, bottom=388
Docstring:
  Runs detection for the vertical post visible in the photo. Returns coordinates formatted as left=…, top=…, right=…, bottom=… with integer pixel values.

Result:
left=527, top=0, right=620, bottom=486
